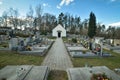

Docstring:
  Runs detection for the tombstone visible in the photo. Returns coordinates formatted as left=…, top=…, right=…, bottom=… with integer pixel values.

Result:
left=18, top=40, right=25, bottom=51
left=9, top=38, right=18, bottom=50
left=0, top=35, right=6, bottom=43
left=100, top=42, right=103, bottom=56
left=35, top=31, right=40, bottom=39
left=9, top=30, right=15, bottom=38
left=25, top=37, right=32, bottom=46
left=95, top=38, right=103, bottom=56
left=92, top=42, right=96, bottom=51
left=25, top=38, right=30, bottom=46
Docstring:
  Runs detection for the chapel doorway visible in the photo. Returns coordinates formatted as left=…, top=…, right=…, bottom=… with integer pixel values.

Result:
left=58, top=31, right=61, bottom=38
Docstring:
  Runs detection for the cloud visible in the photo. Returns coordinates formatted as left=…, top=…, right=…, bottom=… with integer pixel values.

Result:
left=42, top=3, right=51, bottom=7
left=110, top=0, right=116, bottom=2
left=0, top=1, right=2, bottom=5
left=57, top=0, right=74, bottom=9
left=66, top=0, right=74, bottom=5
left=57, top=5, right=61, bottom=9
left=108, top=22, right=120, bottom=27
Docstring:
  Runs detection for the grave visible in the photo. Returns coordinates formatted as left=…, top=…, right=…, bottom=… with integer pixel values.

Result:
left=19, top=49, right=46, bottom=55
left=18, top=38, right=53, bottom=56
left=70, top=51, right=97, bottom=58
left=67, top=46, right=88, bottom=51
left=94, top=38, right=112, bottom=57
left=67, top=66, right=120, bottom=80
left=94, top=38, right=103, bottom=56
left=0, top=65, right=50, bottom=80
left=65, top=42, right=99, bottom=58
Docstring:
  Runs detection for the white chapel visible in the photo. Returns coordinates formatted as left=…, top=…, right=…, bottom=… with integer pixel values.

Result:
left=52, top=24, right=66, bottom=38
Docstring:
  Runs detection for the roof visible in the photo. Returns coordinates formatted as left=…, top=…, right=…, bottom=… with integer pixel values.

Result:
left=52, top=24, right=66, bottom=31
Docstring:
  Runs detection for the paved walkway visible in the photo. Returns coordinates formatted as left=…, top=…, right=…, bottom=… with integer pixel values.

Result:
left=42, top=38, right=73, bottom=70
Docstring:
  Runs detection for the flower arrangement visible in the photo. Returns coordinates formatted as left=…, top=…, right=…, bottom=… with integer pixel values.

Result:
left=91, top=73, right=112, bottom=80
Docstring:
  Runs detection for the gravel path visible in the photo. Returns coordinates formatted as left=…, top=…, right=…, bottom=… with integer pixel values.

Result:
left=42, top=38, right=73, bottom=70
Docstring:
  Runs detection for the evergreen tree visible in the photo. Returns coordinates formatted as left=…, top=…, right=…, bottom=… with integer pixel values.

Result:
left=58, top=12, right=64, bottom=26
left=88, top=12, right=97, bottom=38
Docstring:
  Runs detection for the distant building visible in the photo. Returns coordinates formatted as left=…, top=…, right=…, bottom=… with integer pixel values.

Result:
left=106, top=39, right=120, bottom=46
left=52, top=24, right=66, bottom=38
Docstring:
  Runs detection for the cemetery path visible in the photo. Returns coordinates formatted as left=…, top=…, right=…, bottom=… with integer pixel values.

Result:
left=41, top=38, right=73, bottom=70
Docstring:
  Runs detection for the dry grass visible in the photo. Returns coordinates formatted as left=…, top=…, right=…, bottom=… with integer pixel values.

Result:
left=0, top=50, right=44, bottom=69
left=48, top=70, right=68, bottom=80
left=72, top=49, right=120, bottom=70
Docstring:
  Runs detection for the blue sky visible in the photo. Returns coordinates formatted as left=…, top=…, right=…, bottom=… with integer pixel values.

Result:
left=0, top=0, right=120, bottom=26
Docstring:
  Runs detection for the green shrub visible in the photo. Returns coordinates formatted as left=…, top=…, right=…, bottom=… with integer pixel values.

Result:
left=72, top=38, right=77, bottom=43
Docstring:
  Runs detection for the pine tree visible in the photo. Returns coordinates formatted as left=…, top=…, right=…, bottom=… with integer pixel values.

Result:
left=58, top=13, right=64, bottom=26
left=88, top=12, right=97, bottom=38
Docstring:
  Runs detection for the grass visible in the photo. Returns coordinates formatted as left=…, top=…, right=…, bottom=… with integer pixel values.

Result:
left=48, top=70, right=68, bottom=80
left=72, top=49, right=120, bottom=70
left=0, top=50, right=44, bottom=69
left=62, top=37, right=69, bottom=42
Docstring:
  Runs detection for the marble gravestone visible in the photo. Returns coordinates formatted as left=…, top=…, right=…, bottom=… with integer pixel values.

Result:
left=94, top=38, right=103, bottom=56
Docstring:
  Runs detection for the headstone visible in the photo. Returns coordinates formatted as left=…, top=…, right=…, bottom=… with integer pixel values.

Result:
left=17, top=38, right=25, bottom=51
left=94, top=38, right=103, bottom=56
left=9, top=38, right=18, bottom=50
left=36, top=31, right=40, bottom=39
left=25, top=38, right=29, bottom=46
left=100, top=42, right=103, bottom=56
left=9, top=30, right=15, bottom=38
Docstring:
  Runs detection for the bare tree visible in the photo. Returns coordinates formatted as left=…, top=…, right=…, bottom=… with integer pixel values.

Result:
left=26, top=5, right=34, bottom=28
left=0, top=17, right=3, bottom=26
left=35, top=4, right=43, bottom=31
left=2, top=11, right=8, bottom=27
left=8, top=8, right=19, bottom=29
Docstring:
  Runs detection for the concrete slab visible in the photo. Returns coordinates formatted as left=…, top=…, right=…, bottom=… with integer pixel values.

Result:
left=67, top=46, right=88, bottom=51
left=113, top=50, right=120, bottom=54
left=67, top=66, right=120, bottom=80
left=24, top=66, right=49, bottom=80
left=0, top=65, right=32, bottom=80
left=19, top=49, right=45, bottom=55
left=32, top=46, right=49, bottom=50
left=0, top=65, right=49, bottom=80
left=70, top=51, right=97, bottom=57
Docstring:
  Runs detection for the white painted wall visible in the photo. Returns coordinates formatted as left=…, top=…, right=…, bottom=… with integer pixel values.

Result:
left=52, top=24, right=66, bottom=37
